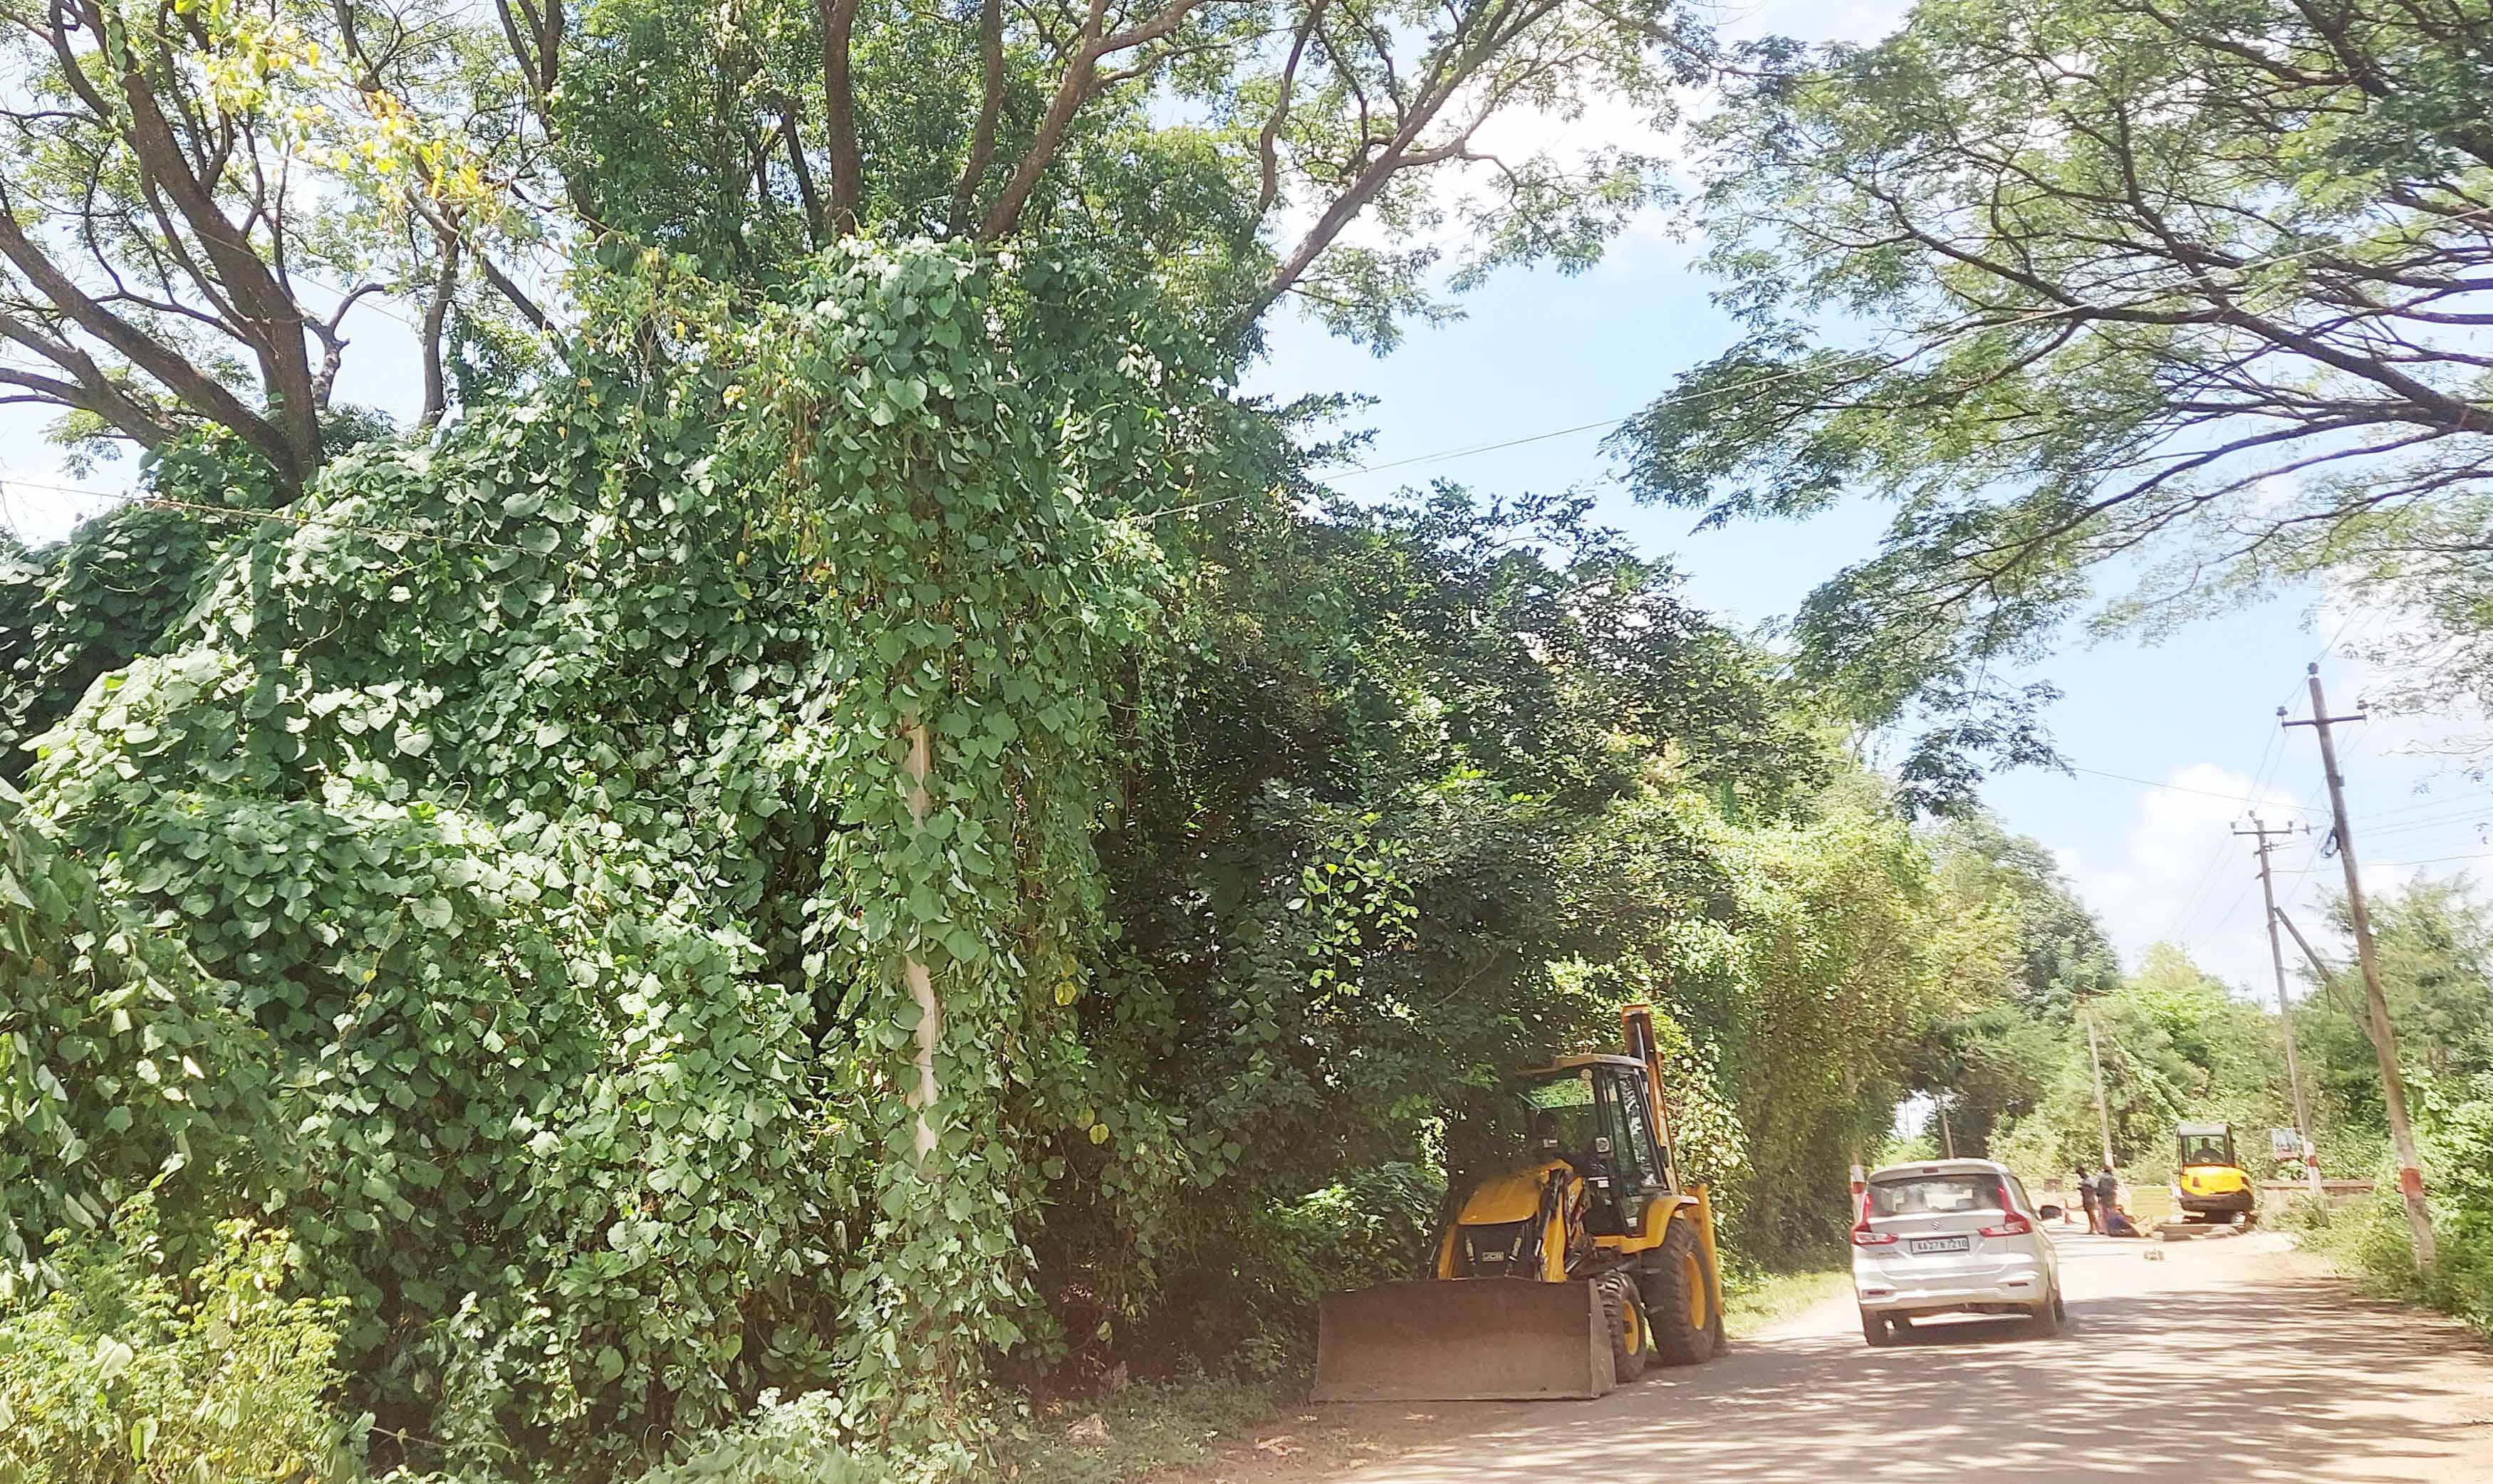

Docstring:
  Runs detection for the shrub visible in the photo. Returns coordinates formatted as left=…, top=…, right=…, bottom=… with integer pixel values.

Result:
left=610, top=1394, right=866, bottom=1484
left=0, top=1199, right=364, bottom=1483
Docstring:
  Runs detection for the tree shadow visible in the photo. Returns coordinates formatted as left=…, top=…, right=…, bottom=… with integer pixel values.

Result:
left=1317, top=1256, right=2492, bottom=1482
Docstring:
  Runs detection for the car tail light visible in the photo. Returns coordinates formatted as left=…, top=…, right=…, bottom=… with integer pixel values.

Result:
left=1851, top=1190, right=1897, bottom=1245
left=1979, top=1211, right=2033, bottom=1238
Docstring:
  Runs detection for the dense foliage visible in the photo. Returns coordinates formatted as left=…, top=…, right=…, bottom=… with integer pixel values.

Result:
left=0, top=228, right=2068, bottom=1475
left=0, top=1199, right=365, bottom=1483
left=2288, top=879, right=2493, bottom=1334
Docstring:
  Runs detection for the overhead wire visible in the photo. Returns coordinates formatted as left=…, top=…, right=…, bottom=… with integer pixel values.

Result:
left=0, top=474, right=542, bottom=555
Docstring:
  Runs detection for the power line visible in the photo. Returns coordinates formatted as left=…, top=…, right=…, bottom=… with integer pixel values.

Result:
left=2370, top=850, right=2493, bottom=870
left=2062, top=763, right=2318, bottom=812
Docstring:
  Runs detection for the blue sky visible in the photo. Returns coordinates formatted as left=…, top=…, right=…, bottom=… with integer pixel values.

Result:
left=1239, top=0, right=2493, bottom=996
left=8, top=0, right=2488, bottom=996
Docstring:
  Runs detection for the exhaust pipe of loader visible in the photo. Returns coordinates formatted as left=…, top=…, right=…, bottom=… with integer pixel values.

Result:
left=1311, top=1280, right=1616, bottom=1402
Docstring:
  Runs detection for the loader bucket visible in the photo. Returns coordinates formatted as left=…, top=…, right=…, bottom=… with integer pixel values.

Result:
left=1311, top=1280, right=1615, bottom=1403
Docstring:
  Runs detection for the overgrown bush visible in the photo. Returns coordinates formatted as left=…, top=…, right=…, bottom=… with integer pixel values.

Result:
left=11, top=240, right=1217, bottom=1477
left=601, top=1394, right=866, bottom=1484
left=2306, top=1082, right=2493, bottom=1342
left=0, top=782, right=273, bottom=1296
left=0, top=1199, right=363, bottom=1483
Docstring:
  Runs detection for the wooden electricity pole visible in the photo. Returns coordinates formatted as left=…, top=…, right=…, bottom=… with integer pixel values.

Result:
left=2236, top=812, right=2323, bottom=1193
left=2284, top=664, right=2435, bottom=1268
left=2084, top=1010, right=2115, bottom=1170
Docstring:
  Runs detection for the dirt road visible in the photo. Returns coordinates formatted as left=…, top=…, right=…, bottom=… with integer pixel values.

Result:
left=1269, top=1231, right=2493, bottom=1483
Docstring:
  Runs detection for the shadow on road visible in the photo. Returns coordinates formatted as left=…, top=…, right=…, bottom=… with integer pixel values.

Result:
left=1321, top=1250, right=2489, bottom=1481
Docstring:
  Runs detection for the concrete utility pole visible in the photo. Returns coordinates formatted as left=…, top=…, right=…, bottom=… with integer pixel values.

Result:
left=2284, top=664, right=2436, bottom=1268
left=2084, top=1010, right=2115, bottom=1169
left=1939, top=1095, right=1956, bottom=1159
left=2235, top=812, right=2324, bottom=1193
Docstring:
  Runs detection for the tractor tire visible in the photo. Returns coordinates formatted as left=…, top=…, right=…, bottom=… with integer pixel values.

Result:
left=1639, top=1216, right=1718, bottom=1367
left=1600, top=1272, right=1650, bottom=1383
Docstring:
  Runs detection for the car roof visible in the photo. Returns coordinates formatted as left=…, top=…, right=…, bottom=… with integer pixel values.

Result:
left=1865, top=1158, right=2013, bottom=1181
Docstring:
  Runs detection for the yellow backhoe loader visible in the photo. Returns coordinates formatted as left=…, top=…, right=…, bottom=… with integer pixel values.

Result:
left=1311, top=1005, right=1727, bottom=1402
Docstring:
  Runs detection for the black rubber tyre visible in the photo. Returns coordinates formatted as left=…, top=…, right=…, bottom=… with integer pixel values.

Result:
left=1639, top=1216, right=1718, bottom=1367
left=1600, top=1273, right=1650, bottom=1383
left=2026, top=1293, right=2061, bottom=1339
left=1859, top=1307, right=1891, bottom=1347
left=2054, top=1288, right=2068, bottom=1322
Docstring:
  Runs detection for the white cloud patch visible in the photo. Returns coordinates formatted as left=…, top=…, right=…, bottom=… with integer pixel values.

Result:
left=2062, top=763, right=2314, bottom=993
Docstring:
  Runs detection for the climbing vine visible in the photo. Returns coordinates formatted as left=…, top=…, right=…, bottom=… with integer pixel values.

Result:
left=6, top=240, right=1224, bottom=1475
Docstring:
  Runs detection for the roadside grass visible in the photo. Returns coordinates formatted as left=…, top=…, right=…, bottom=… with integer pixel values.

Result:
left=1722, top=1265, right=1851, bottom=1336
left=2291, top=1193, right=2493, bottom=1342
left=1005, top=1376, right=1288, bottom=1484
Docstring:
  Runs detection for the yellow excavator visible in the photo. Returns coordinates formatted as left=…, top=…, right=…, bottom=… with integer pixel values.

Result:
left=1311, top=1005, right=1726, bottom=1401
left=2171, top=1121, right=2256, bottom=1224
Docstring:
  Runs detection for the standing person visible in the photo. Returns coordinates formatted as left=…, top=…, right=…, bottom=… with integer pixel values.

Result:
left=2094, top=1164, right=2120, bottom=1231
left=2077, top=1168, right=2101, bottom=1233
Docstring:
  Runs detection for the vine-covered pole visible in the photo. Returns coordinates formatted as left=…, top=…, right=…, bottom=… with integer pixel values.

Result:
left=904, top=719, right=940, bottom=1162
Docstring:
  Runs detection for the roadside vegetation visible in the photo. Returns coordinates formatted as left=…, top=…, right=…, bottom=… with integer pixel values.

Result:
left=2279, top=886, right=2493, bottom=1342
left=4, top=0, right=2492, bottom=1480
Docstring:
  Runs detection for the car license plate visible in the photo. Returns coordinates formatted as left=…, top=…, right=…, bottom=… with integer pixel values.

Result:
left=1909, top=1235, right=1970, bottom=1255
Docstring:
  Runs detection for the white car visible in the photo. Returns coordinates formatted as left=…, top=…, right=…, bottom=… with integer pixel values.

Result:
left=1851, top=1158, right=2063, bottom=1346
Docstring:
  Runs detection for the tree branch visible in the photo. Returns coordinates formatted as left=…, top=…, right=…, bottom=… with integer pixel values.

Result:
left=420, top=230, right=462, bottom=427
left=0, top=191, right=296, bottom=475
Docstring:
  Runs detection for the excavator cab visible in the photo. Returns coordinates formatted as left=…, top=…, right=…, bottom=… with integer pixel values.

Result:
left=1312, top=1008, right=1726, bottom=1402
left=2172, top=1121, right=2254, bottom=1223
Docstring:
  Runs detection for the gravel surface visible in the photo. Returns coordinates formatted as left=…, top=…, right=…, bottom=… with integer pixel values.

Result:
left=1157, top=1228, right=2493, bottom=1483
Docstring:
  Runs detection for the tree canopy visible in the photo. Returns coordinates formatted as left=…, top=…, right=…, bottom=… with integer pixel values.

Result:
left=1613, top=0, right=2493, bottom=791
left=1, top=0, right=1709, bottom=487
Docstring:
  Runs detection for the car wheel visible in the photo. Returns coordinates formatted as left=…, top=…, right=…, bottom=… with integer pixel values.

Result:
left=2053, top=1287, right=2068, bottom=1322
left=2027, top=1294, right=2061, bottom=1338
left=1859, top=1307, right=1892, bottom=1348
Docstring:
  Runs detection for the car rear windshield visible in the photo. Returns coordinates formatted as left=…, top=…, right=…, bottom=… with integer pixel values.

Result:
left=1868, top=1174, right=2007, bottom=1217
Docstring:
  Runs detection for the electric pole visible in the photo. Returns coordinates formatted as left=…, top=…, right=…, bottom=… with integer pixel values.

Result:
left=2084, top=1010, right=2115, bottom=1170
left=2235, top=812, right=2323, bottom=1193
left=1939, top=1094, right=1956, bottom=1159
left=2284, top=664, right=2436, bottom=1268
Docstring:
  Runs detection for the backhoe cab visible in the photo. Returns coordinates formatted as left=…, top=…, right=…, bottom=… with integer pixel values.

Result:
left=1311, top=1006, right=1726, bottom=1402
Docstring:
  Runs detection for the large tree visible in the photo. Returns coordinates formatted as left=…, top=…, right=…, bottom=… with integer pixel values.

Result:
left=1, top=0, right=1708, bottom=488
left=1611, top=0, right=2493, bottom=795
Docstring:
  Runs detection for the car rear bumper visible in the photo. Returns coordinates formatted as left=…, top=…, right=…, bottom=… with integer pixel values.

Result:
left=1854, top=1271, right=2048, bottom=1316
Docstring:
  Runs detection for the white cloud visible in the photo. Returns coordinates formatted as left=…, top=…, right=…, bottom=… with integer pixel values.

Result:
left=2062, top=762, right=2314, bottom=994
